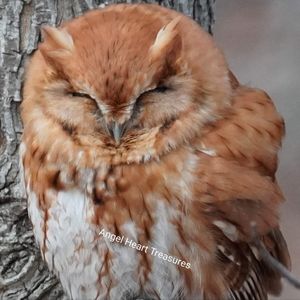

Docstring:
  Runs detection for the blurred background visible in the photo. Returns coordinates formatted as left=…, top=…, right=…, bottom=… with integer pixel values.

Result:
left=214, top=1, right=300, bottom=299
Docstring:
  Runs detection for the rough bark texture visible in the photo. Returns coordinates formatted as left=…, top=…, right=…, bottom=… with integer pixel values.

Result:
left=0, top=0, right=215, bottom=299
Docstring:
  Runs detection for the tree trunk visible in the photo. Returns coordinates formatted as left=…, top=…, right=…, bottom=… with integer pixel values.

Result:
left=0, top=0, right=215, bottom=299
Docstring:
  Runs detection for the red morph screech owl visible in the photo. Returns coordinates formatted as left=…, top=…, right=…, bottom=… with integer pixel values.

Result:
left=20, top=4, right=290, bottom=300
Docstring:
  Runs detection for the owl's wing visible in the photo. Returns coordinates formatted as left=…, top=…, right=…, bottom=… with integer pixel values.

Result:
left=197, top=85, right=290, bottom=299
left=202, top=85, right=285, bottom=176
left=216, top=229, right=289, bottom=300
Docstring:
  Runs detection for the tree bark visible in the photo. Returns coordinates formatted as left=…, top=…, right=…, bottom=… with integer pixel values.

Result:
left=0, top=0, right=215, bottom=299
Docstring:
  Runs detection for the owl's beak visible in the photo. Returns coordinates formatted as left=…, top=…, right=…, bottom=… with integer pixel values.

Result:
left=107, top=122, right=126, bottom=145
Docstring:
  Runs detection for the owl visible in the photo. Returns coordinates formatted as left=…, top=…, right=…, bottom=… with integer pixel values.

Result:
left=21, top=4, right=290, bottom=300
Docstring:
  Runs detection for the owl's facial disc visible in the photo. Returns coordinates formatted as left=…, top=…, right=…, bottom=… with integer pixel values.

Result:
left=31, top=7, right=231, bottom=163
left=38, top=17, right=187, bottom=148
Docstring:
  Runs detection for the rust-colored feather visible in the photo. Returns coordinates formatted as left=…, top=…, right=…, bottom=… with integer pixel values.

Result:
left=202, top=86, right=285, bottom=176
left=197, top=83, right=290, bottom=299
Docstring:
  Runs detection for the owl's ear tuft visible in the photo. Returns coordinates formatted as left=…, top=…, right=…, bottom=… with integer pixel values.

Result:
left=149, top=16, right=182, bottom=63
left=41, top=26, right=74, bottom=52
left=40, top=26, right=74, bottom=60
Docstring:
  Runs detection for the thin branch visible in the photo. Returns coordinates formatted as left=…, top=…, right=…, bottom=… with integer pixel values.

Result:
left=251, top=224, right=300, bottom=289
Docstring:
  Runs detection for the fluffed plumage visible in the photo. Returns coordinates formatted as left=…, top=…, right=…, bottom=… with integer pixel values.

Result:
left=20, top=4, right=290, bottom=300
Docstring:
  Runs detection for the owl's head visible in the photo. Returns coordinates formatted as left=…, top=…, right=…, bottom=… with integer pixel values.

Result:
left=22, top=4, right=231, bottom=165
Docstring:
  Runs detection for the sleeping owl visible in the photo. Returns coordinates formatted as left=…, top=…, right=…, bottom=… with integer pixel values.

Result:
left=21, top=4, right=290, bottom=300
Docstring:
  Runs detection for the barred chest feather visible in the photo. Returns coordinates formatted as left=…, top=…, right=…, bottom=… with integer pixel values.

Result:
left=25, top=148, right=209, bottom=300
